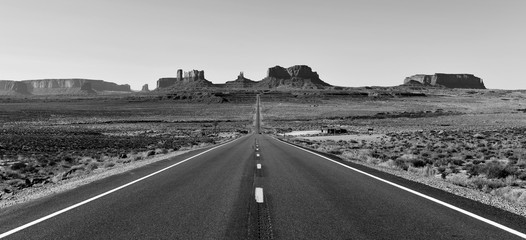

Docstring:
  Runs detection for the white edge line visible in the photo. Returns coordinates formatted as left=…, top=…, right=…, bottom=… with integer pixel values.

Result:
left=0, top=137, right=244, bottom=239
left=276, top=137, right=526, bottom=239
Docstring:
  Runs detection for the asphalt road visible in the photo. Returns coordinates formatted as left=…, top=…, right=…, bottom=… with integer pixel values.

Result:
left=1, top=134, right=525, bottom=239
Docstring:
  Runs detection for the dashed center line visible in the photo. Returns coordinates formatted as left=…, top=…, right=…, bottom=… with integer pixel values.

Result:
left=255, top=187, right=264, bottom=203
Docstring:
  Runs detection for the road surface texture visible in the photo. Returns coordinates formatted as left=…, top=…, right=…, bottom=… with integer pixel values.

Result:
left=1, top=134, right=525, bottom=239
left=1, top=95, right=525, bottom=239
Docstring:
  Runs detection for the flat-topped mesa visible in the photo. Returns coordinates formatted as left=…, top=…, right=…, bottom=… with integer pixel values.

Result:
left=24, top=79, right=131, bottom=92
left=157, top=69, right=212, bottom=89
left=257, top=65, right=332, bottom=89
left=267, top=66, right=291, bottom=79
left=287, top=65, right=320, bottom=80
left=224, top=72, right=257, bottom=88
left=0, top=80, right=30, bottom=95
left=0, top=79, right=131, bottom=95
left=404, top=73, right=485, bottom=89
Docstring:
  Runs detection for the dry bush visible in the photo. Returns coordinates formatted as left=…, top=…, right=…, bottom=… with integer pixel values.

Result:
left=342, top=149, right=372, bottom=162
left=492, top=187, right=526, bottom=206
left=86, top=162, right=99, bottom=171
left=378, top=159, right=397, bottom=169
left=408, top=165, right=435, bottom=177
left=482, top=161, right=518, bottom=179
left=103, top=162, right=115, bottom=168
left=468, top=176, right=506, bottom=192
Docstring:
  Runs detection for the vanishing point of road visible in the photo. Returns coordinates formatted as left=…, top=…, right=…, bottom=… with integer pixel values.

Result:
left=0, top=94, right=525, bottom=239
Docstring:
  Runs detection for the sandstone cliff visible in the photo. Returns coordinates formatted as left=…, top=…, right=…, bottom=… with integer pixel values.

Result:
left=255, top=65, right=331, bottom=89
left=141, top=84, right=150, bottom=92
left=404, top=73, right=485, bottom=89
left=0, top=80, right=30, bottom=95
left=157, top=69, right=214, bottom=89
left=0, top=79, right=131, bottom=95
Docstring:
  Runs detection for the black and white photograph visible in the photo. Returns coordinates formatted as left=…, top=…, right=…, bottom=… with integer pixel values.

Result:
left=1, top=0, right=525, bottom=239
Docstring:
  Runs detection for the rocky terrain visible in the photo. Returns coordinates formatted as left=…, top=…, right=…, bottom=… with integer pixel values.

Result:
left=0, top=97, right=253, bottom=201
left=0, top=79, right=131, bottom=95
left=259, top=89, right=526, bottom=216
left=404, top=73, right=486, bottom=89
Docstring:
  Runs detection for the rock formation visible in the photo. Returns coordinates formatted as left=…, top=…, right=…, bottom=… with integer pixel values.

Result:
left=80, top=82, right=96, bottom=94
left=141, top=84, right=150, bottom=92
left=0, top=80, right=30, bottom=95
left=156, top=69, right=213, bottom=89
left=255, top=65, right=331, bottom=89
left=0, top=79, right=131, bottom=95
left=156, top=65, right=332, bottom=90
left=224, top=72, right=256, bottom=88
left=404, top=73, right=485, bottom=89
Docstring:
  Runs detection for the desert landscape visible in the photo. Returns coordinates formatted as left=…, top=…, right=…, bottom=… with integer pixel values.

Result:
left=1, top=67, right=526, bottom=219
left=2, top=2, right=526, bottom=238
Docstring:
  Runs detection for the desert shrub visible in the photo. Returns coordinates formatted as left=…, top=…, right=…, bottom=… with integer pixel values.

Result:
left=63, top=156, right=74, bottom=163
left=504, top=175, right=519, bottom=186
left=482, top=161, right=518, bottom=179
left=394, top=159, right=408, bottom=170
left=469, top=177, right=506, bottom=191
left=103, top=162, right=115, bottom=168
left=408, top=165, right=435, bottom=177
left=448, top=174, right=469, bottom=187
left=432, top=158, right=449, bottom=167
left=518, top=171, right=526, bottom=180
left=21, top=163, right=37, bottom=174
left=5, top=170, right=23, bottom=179
left=87, top=162, right=99, bottom=171
left=465, top=164, right=482, bottom=177
left=492, top=187, right=526, bottom=206
left=378, top=159, right=397, bottom=169
left=7, top=179, right=27, bottom=189
left=472, top=159, right=484, bottom=164
left=410, top=159, right=426, bottom=168
left=366, top=157, right=380, bottom=165
left=10, top=162, right=26, bottom=171
left=328, top=148, right=343, bottom=155
left=398, top=154, right=418, bottom=161
left=36, top=158, right=49, bottom=167
left=452, top=159, right=465, bottom=166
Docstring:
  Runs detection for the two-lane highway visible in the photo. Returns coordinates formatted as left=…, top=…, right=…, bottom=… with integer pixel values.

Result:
left=1, top=95, right=525, bottom=239
left=1, top=134, right=525, bottom=239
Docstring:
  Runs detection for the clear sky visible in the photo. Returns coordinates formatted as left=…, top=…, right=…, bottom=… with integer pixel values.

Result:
left=1, top=0, right=525, bottom=90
